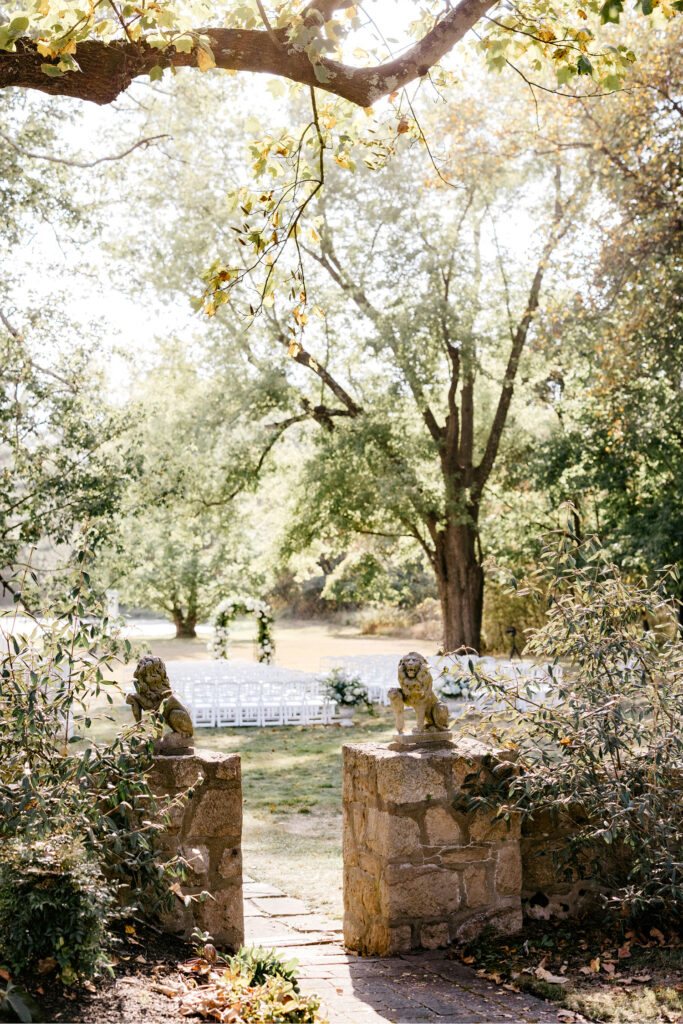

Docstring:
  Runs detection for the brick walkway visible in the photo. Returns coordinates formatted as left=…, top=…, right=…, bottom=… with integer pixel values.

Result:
left=243, top=878, right=569, bottom=1024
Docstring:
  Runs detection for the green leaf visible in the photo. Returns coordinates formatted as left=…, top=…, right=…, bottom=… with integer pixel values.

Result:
left=40, top=63, right=64, bottom=77
left=313, top=63, right=331, bottom=83
left=599, top=0, right=623, bottom=23
left=9, top=16, right=30, bottom=33
left=576, top=55, right=593, bottom=76
left=641, top=0, right=653, bottom=12
left=149, top=64, right=164, bottom=81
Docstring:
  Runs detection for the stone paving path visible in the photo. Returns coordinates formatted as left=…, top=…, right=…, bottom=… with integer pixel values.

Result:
left=243, top=877, right=568, bottom=1024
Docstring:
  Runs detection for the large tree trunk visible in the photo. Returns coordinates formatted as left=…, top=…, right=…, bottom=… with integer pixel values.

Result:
left=434, top=519, right=484, bottom=653
left=172, top=605, right=197, bottom=639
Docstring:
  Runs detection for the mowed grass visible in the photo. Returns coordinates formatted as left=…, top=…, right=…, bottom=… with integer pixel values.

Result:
left=82, top=698, right=398, bottom=920
left=197, top=709, right=397, bottom=919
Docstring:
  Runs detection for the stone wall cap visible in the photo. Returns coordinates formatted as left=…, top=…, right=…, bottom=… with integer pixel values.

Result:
left=193, top=749, right=240, bottom=765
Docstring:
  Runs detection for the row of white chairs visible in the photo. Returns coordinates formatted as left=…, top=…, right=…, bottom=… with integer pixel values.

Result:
left=163, top=662, right=344, bottom=728
left=318, top=653, right=562, bottom=706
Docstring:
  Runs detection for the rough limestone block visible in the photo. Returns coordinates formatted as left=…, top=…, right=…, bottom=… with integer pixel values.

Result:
left=421, top=922, right=450, bottom=949
left=495, top=842, right=523, bottom=896
left=424, top=806, right=462, bottom=847
left=342, top=740, right=524, bottom=955
left=149, top=750, right=243, bottom=949
left=375, top=748, right=449, bottom=805
left=381, top=866, right=461, bottom=918
left=190, top=789, right=243, bottom=838
left=365, top=806, right=422, bottom=860
left=463, top=864, right=490, bottom=908
left=469, top=811, right=518, bottom=844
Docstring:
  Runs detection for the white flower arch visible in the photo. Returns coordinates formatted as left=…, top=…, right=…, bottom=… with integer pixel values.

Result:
left=208, top=597, right=275, bottom=664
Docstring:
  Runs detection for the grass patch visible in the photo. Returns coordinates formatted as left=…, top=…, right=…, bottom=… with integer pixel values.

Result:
left=197, top=707, right=396, bottom=918
left=459, top=918, right=683, bottom=1023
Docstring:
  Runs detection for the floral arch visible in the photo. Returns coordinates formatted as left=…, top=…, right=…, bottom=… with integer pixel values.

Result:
left=208, top=597, right=275, bottom=664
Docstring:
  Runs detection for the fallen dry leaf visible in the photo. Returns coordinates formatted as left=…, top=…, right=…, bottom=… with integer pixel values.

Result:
left=461, top=955, right=476, bottom=964
left=502, top=982, right=520, bottom=993
left=590, top=957, right=601, bottom=973
left=535, top=966, right=569, bottom=985
left=0, top=969, right=9, bottom=983
left=617, top=943, right=631, bottom=959
left=37, top=957, right=57, bottom=974
left=603, top=962, right=616, bottom=976
left=151, top=983, right=179, bottom=997
left=650, top=927, right=666, bottom=945
left=135, top=955, right=147, bottom=964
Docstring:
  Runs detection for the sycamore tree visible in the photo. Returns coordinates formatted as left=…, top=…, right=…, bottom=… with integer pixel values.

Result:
left=0, top=92, right=138, bottom=600
left=112, top=70, right=582, bottom=652
left=0, top=1, right=674, bottom=105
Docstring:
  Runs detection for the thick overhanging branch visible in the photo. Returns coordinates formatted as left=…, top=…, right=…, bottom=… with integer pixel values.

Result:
left=0, top=0, right=496, bottom=106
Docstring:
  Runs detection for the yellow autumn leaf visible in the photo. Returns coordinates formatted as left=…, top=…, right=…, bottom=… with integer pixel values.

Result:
left=288, top=341, right=301, bottom=357
left=197, top=46, right=216, bottom=72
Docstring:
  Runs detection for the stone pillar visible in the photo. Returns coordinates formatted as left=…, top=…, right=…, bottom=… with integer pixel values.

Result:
left=342, top=738, right=522, bottom=955
left=148, top=749, right=244, bottom=950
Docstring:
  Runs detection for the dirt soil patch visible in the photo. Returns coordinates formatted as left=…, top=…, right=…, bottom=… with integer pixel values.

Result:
left=31, top=922, right=192, bottom=1024
left=457, top=917, right=683, bottom=1023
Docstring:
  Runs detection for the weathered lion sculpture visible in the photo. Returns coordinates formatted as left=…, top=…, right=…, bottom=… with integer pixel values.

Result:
left=126, top=655, right=194, bottom=740
left=388, top=651, right=450, bottom=735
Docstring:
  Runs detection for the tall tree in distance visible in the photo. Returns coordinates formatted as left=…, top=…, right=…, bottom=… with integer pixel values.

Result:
left=273, top=87, right=585, bottom=652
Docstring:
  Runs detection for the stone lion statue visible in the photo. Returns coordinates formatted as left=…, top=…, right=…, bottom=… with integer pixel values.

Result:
left=126, top=655, right=194, bottom=739
left=388, top=652, right=450, bottom=735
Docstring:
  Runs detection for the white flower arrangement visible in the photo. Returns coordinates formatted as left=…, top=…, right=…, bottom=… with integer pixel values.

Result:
left=437, top=668, right=472, bottom=700
left=208, top=597, right=275, bottom=663
left=320, top=668, right=371, bottom=708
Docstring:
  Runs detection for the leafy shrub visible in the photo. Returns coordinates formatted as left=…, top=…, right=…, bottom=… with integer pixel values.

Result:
left=468, top=532, right=683, bottom=927
left=230, top=945, right=300, bottom=990
left=320, top=668, right=371, bottom=708
left=0, top=836, right=112, bottom=984
left=0, top=552, right=182, bottom=978
left=481, top=578, right=547, bottom=654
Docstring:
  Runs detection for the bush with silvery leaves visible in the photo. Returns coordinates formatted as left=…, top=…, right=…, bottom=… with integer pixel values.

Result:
left=460, top=529, right=683, bottom=928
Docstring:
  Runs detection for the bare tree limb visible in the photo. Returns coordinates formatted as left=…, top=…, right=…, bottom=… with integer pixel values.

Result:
left=0, top=130, right=167, bottom=168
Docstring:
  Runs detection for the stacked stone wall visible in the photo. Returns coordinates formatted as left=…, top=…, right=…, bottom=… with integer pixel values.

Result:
left=148, top=749, right=244, bottom=950
left=343, top=739, right=522, bottom=955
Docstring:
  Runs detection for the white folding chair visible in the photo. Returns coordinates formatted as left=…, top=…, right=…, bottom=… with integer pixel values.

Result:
left=190, top=680, right=216, bottom=728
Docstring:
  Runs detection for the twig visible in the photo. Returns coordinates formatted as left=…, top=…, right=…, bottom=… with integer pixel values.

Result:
left=0, top=132, right=168, bottom=168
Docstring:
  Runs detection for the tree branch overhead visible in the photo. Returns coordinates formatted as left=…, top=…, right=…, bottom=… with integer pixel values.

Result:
left=0, top=0, right=497, bottom=106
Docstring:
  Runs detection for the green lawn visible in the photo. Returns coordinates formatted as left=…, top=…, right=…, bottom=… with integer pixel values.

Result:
left=83, top=699, right=399, bottom=919
left=197, top=708, right=397, bottom=919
